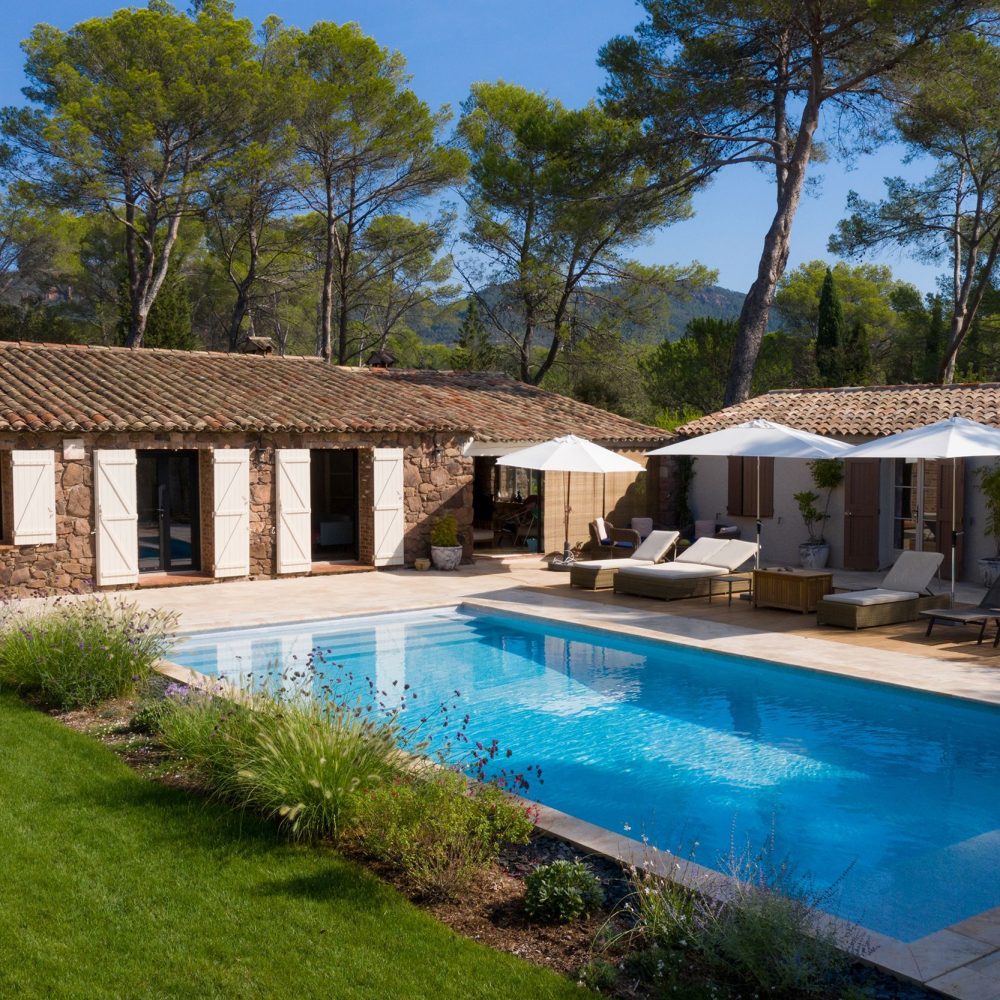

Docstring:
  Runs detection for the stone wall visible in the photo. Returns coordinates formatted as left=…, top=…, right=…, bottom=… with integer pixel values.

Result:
left=0, top=429, right=473, bottom=598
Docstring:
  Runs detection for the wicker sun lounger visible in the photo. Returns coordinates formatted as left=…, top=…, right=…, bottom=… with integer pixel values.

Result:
left=570, top=530, right=680, bottom=590
left=815, top=551, right=947, bottom=629
left=920, top=576, right=1000, bottom=645
left=613, top=538, right=759, bottom=601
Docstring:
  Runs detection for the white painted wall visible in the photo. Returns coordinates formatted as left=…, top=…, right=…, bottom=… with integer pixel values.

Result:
left=688, top=453, right=1000, bottom=583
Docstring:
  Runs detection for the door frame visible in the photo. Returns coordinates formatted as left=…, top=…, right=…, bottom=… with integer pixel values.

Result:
left=137, top=450, right=201, bottom=573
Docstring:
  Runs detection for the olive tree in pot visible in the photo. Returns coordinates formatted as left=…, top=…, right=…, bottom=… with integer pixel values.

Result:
left=429, top=512, right=464, bottom=570
left=975, top=463, right=1000, bottom=585
left=793, top=459, right=844, bottom=569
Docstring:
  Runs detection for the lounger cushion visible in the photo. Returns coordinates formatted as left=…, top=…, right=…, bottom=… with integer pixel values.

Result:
left=631, top=530, right=679, bottom=563
left=821, top=588, right=919, bottom=607
left=577, top=557, right=656, bottom=571
left=616, top=562, right=727, bottom=580
left=675, top=537, right=728, bottom=564
left=700, top=539, right=759, bottom=571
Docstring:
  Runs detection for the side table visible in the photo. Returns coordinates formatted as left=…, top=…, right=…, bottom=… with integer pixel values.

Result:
left=752, top=568, right=833, bottom=613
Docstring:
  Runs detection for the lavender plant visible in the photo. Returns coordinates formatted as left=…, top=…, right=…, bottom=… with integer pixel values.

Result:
left=0, top=598, right=177, bottom=708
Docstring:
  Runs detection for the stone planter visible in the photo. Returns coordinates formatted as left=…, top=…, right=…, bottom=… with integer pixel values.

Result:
left=978, top=557, right=1000, bottom=587
left=798, top=542, right=830, bottom=570
left=430, top=545, right=463, bottom=571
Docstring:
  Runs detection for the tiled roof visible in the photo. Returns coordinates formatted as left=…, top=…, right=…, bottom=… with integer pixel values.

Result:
left=0, top=341, right=664, bottom=444
left=676, top=383, right=1000, bottom=439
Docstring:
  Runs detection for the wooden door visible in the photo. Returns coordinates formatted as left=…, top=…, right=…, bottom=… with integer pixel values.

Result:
left=843, top=458, right=880, bottom=570
left=275, top=449, right=312, bottom=574
left=94, top=449, right=139, bottom=586
left=936, top=458, right=965, bottom=581
left=212, top=449, right=250, bottom=578
left=372, top=448, right=405, bottom=567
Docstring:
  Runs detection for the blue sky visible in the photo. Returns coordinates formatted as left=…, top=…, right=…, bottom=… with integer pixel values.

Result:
left=0, top=0, right=942, bottom=294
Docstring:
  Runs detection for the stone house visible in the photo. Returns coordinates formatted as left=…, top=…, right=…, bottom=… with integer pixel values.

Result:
left=676, top=383, right=1000, bottom=582
left=0, top=342, right=664, bottom=597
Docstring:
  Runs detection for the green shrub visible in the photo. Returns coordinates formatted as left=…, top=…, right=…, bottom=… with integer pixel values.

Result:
left=0, top=599, right=176, bottom=708
left=577, top=959, right=617, bottom=993
left=158, top=685, right=403, bottom=841
left=356, top=769, right=534, bottom=898
left=430, top=513, right=459, bottom=547
left=524, top=860, right=604, bottom=923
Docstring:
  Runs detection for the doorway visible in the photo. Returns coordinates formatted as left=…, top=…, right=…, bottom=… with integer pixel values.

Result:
left=137, top=450, right=200, bottom=572
left=311, top=449, right=358, bottom=561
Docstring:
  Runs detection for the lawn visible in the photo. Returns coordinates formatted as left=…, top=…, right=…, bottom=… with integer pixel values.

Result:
left=0, top=695, right=591, bottom=1000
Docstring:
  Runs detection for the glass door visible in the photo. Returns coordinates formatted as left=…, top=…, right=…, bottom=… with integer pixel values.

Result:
left=137, top=451, right=200, bottom=572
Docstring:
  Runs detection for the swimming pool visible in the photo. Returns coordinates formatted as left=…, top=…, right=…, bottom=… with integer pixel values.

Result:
left=169, top=606, right=1000, bottom=942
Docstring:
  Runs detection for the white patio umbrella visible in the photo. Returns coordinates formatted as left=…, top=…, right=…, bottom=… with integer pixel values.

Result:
left=647, top=418, right=853, bottom=568
left=844, top=416, right=1000, bottom=600
left=496, top=434, right=644, bottom=561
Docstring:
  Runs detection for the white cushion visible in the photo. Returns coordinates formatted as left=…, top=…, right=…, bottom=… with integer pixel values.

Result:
left=617, top=562, right=727, bottom=580
left=821, top=588, right=919, bottom=607
left=700, top=540, right=759, bottom=570
left=593, top=516, right=610, bottom=544
left=579, top=557, right=655, bottom=570
left=676, top=537, right=728, bottom=564
left=631, top=530, right=679, bottom=562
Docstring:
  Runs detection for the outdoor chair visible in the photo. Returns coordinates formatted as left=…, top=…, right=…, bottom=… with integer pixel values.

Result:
left=631, top=517, right=654, bottom=540
left=612, top=538, right=759, bottom=601
left=816, top=551, right=948, bottom=630
left=570, top=530, right=680, bottom=590
left=921, top=575, right=1000, bottom=645
left=588, top=517, right=641, bottom=558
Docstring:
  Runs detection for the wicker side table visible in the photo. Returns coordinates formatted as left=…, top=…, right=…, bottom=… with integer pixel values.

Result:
left=752, top=569, right=833, bottom=613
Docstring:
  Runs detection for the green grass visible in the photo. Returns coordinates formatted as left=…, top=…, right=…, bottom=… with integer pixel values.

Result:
left=0, top=695, right=590, bottom=1000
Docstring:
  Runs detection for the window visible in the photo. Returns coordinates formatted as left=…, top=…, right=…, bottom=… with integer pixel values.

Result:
left=727, top=456, right=774, bottom=518
left=893, top=458, right=952, bottom=553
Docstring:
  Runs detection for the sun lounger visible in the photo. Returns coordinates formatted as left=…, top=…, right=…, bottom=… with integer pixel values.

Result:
left=570, top=530, right=680, bottom=590
left=920, top=576, right=1000, bottom=645
left=816, top=551, right=948, bottom=629
left=612, top=538, right=759, bottom=601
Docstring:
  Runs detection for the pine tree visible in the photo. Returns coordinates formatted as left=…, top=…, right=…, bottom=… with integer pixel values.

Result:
left=815, top=267, right=845, bottom=385
left=118, top=265, right=195, bottom=350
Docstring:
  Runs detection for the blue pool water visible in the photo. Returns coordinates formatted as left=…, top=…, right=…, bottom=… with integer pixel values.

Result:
left=169, top=607, right=1000, bottom=941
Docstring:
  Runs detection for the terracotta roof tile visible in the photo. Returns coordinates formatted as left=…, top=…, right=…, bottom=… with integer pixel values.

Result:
left=676, top=383, right=1000, bottom=439
left=0, top=341, right=663, bottom=444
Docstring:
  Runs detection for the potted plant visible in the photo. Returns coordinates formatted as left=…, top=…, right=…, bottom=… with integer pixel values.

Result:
left=429, top=512, right=463, bottom=570
left=794, top=459, right=844, bottom=569
left=975, top=463, right=1000, bottom=585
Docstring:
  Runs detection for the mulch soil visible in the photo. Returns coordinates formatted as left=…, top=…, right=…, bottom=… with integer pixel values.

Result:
left=50, top=692, right=940, bottom=1000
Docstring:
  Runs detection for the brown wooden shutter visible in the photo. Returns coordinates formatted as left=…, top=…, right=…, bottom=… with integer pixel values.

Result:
left=727, top=456, right=744, bottom=516
left=738, top=456, right=774, bottom=518
left=937, top=458, right=964, bottom=581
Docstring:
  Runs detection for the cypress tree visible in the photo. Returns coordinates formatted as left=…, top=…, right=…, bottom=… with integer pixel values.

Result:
left=842, top=319, right=872, bottom=385
left=922, top=295, right=947, bottom=382
left=815, top=267, right=845, bottom=385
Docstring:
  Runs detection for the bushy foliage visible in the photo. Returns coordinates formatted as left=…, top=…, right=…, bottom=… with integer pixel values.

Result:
left=430, top=513, right=460, bottom=547
left=617, top=849, right=868, bottom=999
left=158, top=684, right=402, bottom=841
left=0, top=599, right=176, bottom=708
left=524, top=860, right=604, bottom=924
left=356, top=769, right=533, bottom=898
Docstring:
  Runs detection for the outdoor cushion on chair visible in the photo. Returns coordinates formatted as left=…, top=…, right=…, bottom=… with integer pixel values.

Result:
left=673, top=537, right=729, bottom=564
left=631, top=517, right=654, bottom=540
left=821, top=588, right=920, bottom=607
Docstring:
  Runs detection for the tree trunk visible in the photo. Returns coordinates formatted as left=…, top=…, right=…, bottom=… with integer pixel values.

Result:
left=723, top=101, right=820, bottom=405
left=319, top=178, right=335, bottom=361
left=228, top=287, right=250, bottom=351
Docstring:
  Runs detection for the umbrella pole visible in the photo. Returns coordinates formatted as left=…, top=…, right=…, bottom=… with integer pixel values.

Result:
left=564, top=470, right=572, bottom=561
left=952, top=459, right=957, bottom=604
left=755, top=455, right=761, bottom=569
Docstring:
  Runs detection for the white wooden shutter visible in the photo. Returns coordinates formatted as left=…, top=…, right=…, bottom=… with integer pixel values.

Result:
left=212, top=449, right=250, bottom=578
left=373, top=448, right=405, bottom=567
left=10, top=450, right=56, bottom=545
left=94, top=449, right=138, bottom=585
left=275, top=449, right=312, bottom=574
